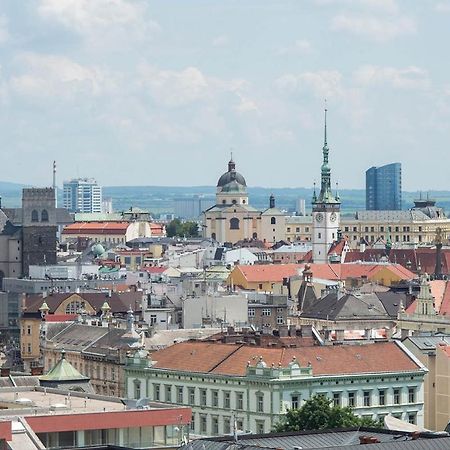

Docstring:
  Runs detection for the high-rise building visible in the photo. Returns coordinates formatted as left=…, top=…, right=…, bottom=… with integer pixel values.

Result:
left=63, top=178, right=102, bottom=213
left=366, top=163, right=402, bottom=211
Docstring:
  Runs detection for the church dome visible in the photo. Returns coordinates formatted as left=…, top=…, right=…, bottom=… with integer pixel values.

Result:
left=217, top=158, right=247, bottom=189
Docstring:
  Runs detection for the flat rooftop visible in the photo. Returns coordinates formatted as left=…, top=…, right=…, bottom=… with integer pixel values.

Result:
left=0, top=386, right=173, bottom=419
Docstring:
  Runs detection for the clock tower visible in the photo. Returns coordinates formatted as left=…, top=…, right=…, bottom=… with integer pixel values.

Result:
left=312, top=109, right=341, bottom=264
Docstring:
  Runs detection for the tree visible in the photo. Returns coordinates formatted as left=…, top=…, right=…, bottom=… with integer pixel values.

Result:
left=166, top=219, right=199, bottom=238
left=274, top=394, right=381, bottom=432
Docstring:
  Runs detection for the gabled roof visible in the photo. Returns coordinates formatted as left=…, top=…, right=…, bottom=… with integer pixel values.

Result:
left=151, top=341, right=421, bottom=376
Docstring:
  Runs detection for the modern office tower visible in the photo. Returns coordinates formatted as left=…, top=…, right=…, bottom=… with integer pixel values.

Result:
left=63, top=178, right=103, bottom=213
left=174, top=195, right=215, bottom=219
left=366, top=163, right=402, bottom=210
left=296, top=198, right=306, bottom=216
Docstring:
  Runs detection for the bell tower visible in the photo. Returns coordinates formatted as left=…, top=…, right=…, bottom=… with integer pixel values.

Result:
left=312, top=109, right=341, bottom=263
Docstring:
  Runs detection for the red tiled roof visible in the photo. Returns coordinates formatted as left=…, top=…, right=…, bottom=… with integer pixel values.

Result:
left=438, top=281, right=450, bottom=316
left=62, top=222, right=130, bottom=235
left=143, top=267, right=166, bottom=274
left=299, top=263, right=415, bottom=282
left=44, top=314, right=77, bottom=322
left=234, top=264, right=301, bottom=283
left=151, top=341, right=420, bottom=376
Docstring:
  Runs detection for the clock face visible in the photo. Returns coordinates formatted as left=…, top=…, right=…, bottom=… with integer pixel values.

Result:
left=330, top=212, right=337, bottom=222
left=316, top=213, right=324, bottom=222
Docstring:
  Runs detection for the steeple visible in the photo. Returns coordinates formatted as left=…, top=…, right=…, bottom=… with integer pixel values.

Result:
left=313, top=108, right=340, bottom=206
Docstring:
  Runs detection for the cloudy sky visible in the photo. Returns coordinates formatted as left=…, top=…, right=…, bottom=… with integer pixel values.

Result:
left=0, top=0, right=449, bottom=190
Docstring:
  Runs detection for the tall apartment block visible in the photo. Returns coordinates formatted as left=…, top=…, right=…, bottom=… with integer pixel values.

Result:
left=63, top=178, right=103, bottom=213
left=366, top=163, right=402, bottom=211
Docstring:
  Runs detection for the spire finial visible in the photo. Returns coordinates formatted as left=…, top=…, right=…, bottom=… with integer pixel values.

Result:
left=324, top=100, right=328, bottom=147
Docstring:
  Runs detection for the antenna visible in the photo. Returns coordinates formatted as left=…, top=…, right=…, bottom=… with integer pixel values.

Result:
left=53, top=161, right=57, bottom=207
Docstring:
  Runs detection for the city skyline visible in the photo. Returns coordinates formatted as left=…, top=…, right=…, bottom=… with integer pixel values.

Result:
left=0, top=1, right=449, bottom=190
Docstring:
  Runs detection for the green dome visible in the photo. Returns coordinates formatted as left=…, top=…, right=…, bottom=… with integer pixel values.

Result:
left=91, top=243, right=105, bottom=257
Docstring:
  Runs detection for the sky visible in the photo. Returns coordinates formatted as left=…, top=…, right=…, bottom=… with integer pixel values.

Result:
left=0, top=0, right=449, bottom=190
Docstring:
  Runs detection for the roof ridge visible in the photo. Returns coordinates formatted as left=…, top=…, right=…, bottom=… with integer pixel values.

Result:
left=208, top=344, right=245, bottom=373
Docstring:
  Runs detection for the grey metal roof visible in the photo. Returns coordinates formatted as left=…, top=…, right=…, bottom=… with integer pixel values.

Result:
left=182, top=430, right=450, bottom=450
left=355, top=210, right=432, bottom=222
left=404, top=335, right=450, bottom=351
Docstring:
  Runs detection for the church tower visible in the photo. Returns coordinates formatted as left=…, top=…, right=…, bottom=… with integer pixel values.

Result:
left=312, top=109, right=341, bottom=263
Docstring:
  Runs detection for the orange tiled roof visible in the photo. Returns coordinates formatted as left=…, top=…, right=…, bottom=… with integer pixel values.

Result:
left=234, top=264, right=301, bottom=283
left=151, top=341, right=420, bottom=376
left=62, top=222, right=129, bottom=235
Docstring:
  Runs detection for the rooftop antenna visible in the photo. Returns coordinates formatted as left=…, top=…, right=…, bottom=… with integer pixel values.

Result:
left=53, top=160, right=57, bottom=207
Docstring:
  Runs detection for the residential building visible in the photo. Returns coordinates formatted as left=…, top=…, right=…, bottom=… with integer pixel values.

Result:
left=366, top=163, right=402, bottom=211
left=63, top=177, right=103, bottom=213
left=247, top=293, right=288, bottom=329
left=20, top=291, right=143, bottom=370
left=125, top=340, right=427, bottom=436
left=403, top=334, right=450, bottom=431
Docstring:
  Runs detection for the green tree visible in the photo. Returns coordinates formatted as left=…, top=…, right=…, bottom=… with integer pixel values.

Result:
left=166, top=219, right=199, bottom=238
left=274, top=394, right=381, bottom=432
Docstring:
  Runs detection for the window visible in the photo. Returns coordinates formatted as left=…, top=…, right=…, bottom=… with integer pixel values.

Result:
left=408, top=412, right=416, bottom=424
left=200, top=415, right=207, bottom=434
left=262, top=308, right=271, bottom=316
left=223, top=417, right=231, bottom=434
left=27, top=326, right=31, bottom=335
left=177, top=386, right=184, bottom=403
left=27, top=343, right=32, bottom=354
left=212, top=416, right=219, bottom=435
left=291, top=395, right=299, bottom=409
left=190, top=414, right=195, bottom=432
left=165, top=385, right=172, bottom=402
left=305, top=227, right=309, bottom=232
left=65, top=300, right=85, bottom=314
left=111, top=368, right=115, bottom=381
left=200, top=389, right=207, bottom=406
left=236, top=392, right=244, bottom=410
left=348, top=392, right=355, bottom=407
left=379, top=389, right=385, bottom=406
left=408, top=387, right=415, bottom=403
left=31, top=210, right=39, bottom=222
left=154, top=384, right=160, bottom=401
left=318, top=232, right=321, bottom=239
left=212, top=390, right=219, bottom=407
left=236, top=419, right=243, bottom=432
left=224, top=391, right=231, bottom=408
left=277, top=316, right=284, bottom=324
left=271, top=217, right=276, bottom=225
left=394, top=388, right=401, bottom=404
left=150, top=314, right=157, bottom=325
left=363, top=391, right=371, bottom=406
left=41, top=210, right=49, bottom=222
left=296, top=227, right=300, bottom=232
left=189, top=387, right=195, bottom=405
left=256, top=393, right=264, bottom=412
left=256, top=420, right=265, bottom=434
left=230, top=218, right=240, bottom=230
left=134, top=379, right=141, bottom=399
left=333, top=392, right=341, bottom=407
left=248, top=308, right=255, bottom=317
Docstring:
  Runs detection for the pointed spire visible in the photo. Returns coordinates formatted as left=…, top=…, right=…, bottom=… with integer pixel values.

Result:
left=324, top=106, right=328, bottom=148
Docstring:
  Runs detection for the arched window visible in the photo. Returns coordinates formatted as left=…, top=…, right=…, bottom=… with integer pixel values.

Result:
left=271, top=217, right=276, bottom=225
left=230, top=218, right=240, bottom=230
left=41, top=210, right=49, bottom=222
left=211, top=233, right=216, bottom=241
left=65, top=300, right=85, bottom=314
left=31, top=210, right=39, bottom=222
left=252, top=232, right=258, bottom=239
left=232, top=199, right=237, bottom=205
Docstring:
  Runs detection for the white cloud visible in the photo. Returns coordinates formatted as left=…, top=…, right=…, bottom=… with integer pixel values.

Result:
left=275, top=70, right=344, bottom=99
left=235, top=93, right=259, bottom=114
left=277, top=39, right=312, bottom=56
left=10, top=53, right=114, bottom=98
left=0, top=15, right=10, bottom=44
left=353, top=65, right=429, bottom=90
left=331, top=14, right=416, bottom=42
left=435, top=1, right=450, bottom=12
left=212, top=35, right=229, bottom=47
left=38, top=0, right=160, bottom=42
left=314, top=0, right=399, bottom=14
